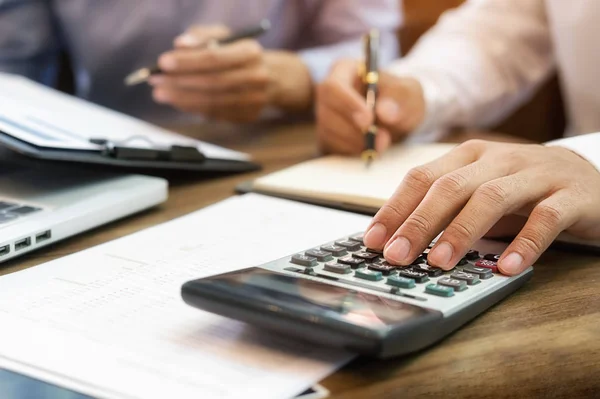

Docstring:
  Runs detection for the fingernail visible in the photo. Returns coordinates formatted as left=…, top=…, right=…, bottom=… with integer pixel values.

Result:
left=385, top=236, right=411, bottom=264
left=175, top=34, right=201, bottom=47
left=148, top=76, right=164, bottom=86
left=352, top=112, right=371, bottom=130
left=378, top=98, right=401, bottom=122
left=158, top=55, right=177, bottom=71
left=153, top=89, right=169, bottom=104
left=500, top=252, right=524, bottom=275
left=364, top=223, right=387, bottom=249
left=428, top=242, right=454, bottom=268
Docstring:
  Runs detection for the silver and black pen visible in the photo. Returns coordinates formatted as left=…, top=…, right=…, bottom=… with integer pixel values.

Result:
left=361, top=29, right=380, bottom=168
left=124, top=19, right=271, bottom=86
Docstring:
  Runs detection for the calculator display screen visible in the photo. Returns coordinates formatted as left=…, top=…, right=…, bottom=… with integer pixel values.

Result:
left=205, top=268, right=429, bottom=329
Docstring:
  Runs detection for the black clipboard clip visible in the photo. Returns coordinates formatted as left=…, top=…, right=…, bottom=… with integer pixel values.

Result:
left=89, top=136, right=206, bottom=163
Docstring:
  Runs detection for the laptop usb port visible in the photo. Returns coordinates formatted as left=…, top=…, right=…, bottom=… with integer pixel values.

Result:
left=15, top=237, right=31, bottom=251
left=0, top=245, right=9, bottom=257
left=35, top=230, right=52, bottom=243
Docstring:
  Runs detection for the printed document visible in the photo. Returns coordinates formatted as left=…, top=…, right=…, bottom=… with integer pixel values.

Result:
left=0, top=194, right=370, bottom=399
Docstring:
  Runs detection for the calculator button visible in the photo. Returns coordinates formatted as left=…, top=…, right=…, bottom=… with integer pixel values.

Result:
left=410, top=255, right=426, bottom=266
left=349, top=234, right=364, bottom=244
left=462, top=265, right=493, bottom=279
left=451, top=271, right=480, bottom=285
left=475, top=259, right=499, bottom=273
left=368, top=262, right=396, bottom=275
left=337, top=255, right=365, bottom=269
left=320, top=245, right=347, bottom=257
left=305, top=249, right=333, bottom=262
left=398, top=269, right=429, bottom=284
left=324, top=262, right=352, bottom=274
left=437, top=277, right=468, bottom=292
left=291, top=254, right=318, bottom=267
left=355, top=269, right=383, bottom=281
left=335, top=240, right=361, bottom=251
left=411, top=264, right=443, bottom=277
left=465, top=249, right=480, bottom=261
left=366, top=248, right=383, bottom=254
left=425, top=284, right=454, bottom=297
left=456, top=257, right=469, bottom=266
left=484, top=253, right=501, bottom=262
left=386, top=275, right=416, bottom=289
left=352, top=251, right=380, bottom=262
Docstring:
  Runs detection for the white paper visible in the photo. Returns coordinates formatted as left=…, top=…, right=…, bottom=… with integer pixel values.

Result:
left=254, top=143, right=456, bottom=209
left=0, top=73, right=249, bottom=161
left=0, top=194, right=371, bottom=399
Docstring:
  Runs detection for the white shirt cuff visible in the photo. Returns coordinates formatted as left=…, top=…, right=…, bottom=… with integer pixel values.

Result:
left=545, top=133, right=600, bottom=173
left=385, top=61, right=452, bottom=140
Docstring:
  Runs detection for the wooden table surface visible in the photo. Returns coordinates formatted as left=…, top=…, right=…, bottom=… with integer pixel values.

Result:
left=2, top=123, right=598, bottom=398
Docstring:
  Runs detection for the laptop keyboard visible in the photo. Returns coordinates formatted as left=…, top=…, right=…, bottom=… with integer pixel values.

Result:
left=0, top=201, right=42, bottom=224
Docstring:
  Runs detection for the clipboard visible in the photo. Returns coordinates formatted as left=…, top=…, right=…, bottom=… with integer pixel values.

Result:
left=0, top=129, right=260, bottom=174
left=0, top=73, right=261, bottom=174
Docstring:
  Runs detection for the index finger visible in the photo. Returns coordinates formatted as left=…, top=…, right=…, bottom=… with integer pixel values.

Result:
left=363, top=141, right=484, bottom=251
left=174, top=25, right=230, bottom=48
left=159, top=39, right=262, bottom=73
left=318, top=60, right=370, bottom=128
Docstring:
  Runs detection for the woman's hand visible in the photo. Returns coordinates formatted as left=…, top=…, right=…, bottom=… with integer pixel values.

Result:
left=363, top=140, right=600, bottom=275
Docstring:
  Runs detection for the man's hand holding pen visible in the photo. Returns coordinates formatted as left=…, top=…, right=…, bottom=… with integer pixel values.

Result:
left=316, top=59, right=426, bottom=155
left=146, top=24, right=313, bottom=123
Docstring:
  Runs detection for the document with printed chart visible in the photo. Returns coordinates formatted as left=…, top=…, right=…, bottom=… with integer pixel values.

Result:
left=0, top=194, right=371, bottom=399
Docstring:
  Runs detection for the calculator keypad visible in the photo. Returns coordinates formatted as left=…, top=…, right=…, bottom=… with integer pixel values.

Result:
left=324, top=262, right=352, bottom=274
left=291, top=254, right=318, bottom=267
left=335, top=240, right=361, bottom=251
left=338, top=255, right=365, bottom=268
left=305, top=249, right=333, bottom=262
left=352, top=251, right=379, bottom=262
left=475, top=259, right=499, bottom=273
left=320, top=245, right=347, bottom=257
left=355, top=268, right=383, bottom=282
left=450, top=271, right=480, bottom=285
left=284, top=233, right=505, bottom=303
left=437, top=277, right=468, bottom=292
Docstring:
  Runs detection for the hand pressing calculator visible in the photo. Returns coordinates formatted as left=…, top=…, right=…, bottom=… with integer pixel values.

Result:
left=182, top=233, right=533, bottom=358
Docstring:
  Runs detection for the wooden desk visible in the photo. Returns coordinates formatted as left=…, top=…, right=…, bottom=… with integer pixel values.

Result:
left=2, top=123, right=598, bottom=398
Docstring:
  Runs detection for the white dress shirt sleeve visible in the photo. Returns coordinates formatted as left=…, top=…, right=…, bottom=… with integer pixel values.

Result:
left=297, top=0, right=401, bottom=82
left=0, top=0, right=60, bottom=84
left=386, top=0, right=554, bottom=133
left=546, top=133, right=600, bottom=173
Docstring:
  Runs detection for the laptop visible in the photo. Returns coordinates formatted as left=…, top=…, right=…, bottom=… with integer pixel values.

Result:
left=0, top=161, right=167, bottom=263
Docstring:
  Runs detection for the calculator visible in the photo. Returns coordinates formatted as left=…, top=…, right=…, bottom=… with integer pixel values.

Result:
left=181, top=233, right=533, bottom=358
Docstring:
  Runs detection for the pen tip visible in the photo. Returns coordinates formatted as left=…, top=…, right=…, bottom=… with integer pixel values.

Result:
left=124, top=68, right=151, bottom=86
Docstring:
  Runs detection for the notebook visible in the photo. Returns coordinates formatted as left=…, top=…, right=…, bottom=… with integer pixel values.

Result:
left=245, top=143, right=456, bottom=214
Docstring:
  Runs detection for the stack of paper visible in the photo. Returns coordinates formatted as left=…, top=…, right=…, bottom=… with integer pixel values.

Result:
left=0, top=194, right=371, bottom=399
